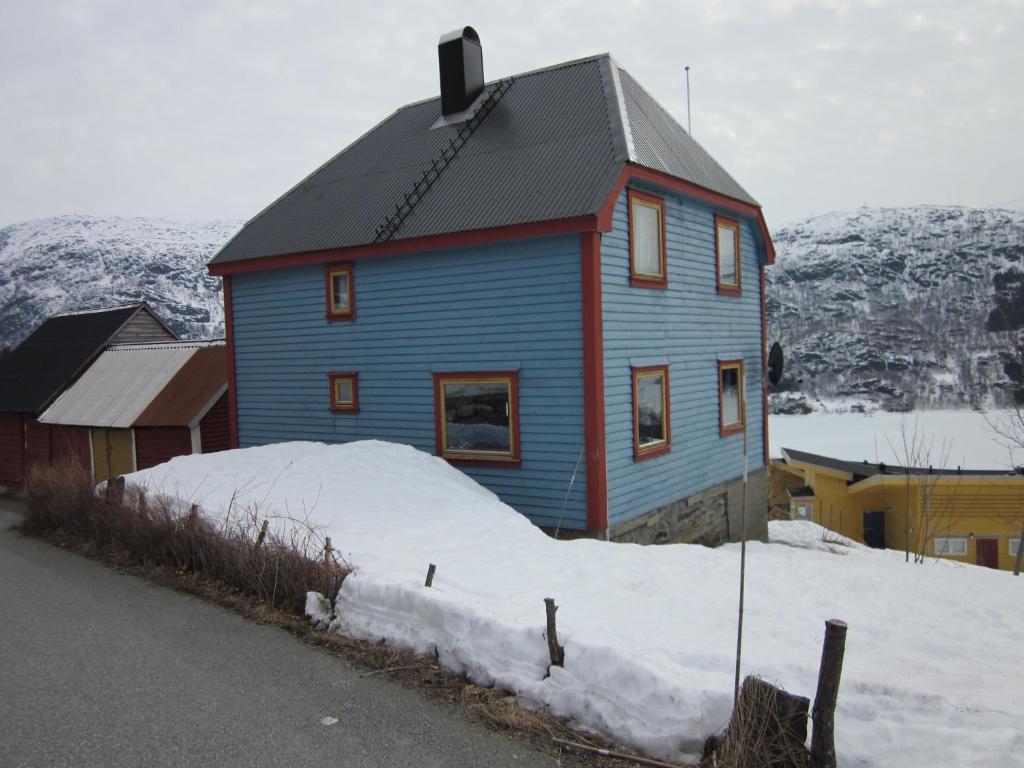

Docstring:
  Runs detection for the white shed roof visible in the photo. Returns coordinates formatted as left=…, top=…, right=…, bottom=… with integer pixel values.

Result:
left=39, top=341, right=217, bottom=428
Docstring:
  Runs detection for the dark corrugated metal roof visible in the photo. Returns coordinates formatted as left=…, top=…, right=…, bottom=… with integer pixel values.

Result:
left=782, top=448, right=1014, bottom=478
left=210, top=53, right=759, bottom=266
left=0, top=305, right=143, bottom=415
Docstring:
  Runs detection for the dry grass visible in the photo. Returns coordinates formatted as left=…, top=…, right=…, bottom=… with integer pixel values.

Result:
left=706, top=677, right=810, bottom=768
left=21, top=462, right=347, bottom=616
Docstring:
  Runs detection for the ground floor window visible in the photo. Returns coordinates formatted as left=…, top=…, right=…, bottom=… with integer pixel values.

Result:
left=328, top=372, right=358, bottom=412
left=719, top=360, right=745, bottom=435
left=632, top=365, right=670, bottom=460
left=433, top=372, right=520, bottom=464
left=934, top=537, right=968, bottom=556
left=794, top=502, right=812, bottom=520
left=1010, top=538, right=1021, bottom=557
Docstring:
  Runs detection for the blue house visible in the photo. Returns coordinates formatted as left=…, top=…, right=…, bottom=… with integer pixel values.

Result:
left=209, top=28, right=776, bottom=543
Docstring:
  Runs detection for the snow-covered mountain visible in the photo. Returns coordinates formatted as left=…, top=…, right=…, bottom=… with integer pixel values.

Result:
left=0, top=215, right=241, bottom=349
left=767, top=205, right=1024, bottom=413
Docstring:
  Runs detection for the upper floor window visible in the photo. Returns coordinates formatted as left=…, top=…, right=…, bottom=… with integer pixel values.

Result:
left=719, top=360, right=745, bottom=436
left=628, top=189, right=667, bottom=288
left=325, top=263, right=355, bottom=321
left=328, top=372, right=359, bottom=412
left=433, top=371, right=520, bottom=466
left=715, top=215, right=741, bottom=295
left=632, top=365, right=671, bottom=460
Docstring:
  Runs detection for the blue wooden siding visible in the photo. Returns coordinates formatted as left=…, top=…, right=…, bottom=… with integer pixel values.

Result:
left=601, top=186, right=766, bottom=528
left=231, top=235, right=588, bottom=530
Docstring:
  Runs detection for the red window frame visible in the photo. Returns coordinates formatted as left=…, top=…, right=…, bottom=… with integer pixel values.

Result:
left=627, top=189, right=668, bottom=289
left=328, top=372, right=359, bottom=412
left=325, top=263, right=355, bottom=321
left=718, top=360, right=745, bottom=436
left=631, top=365, right=671, bottom=461
left=715, top=214, right=741, bottom=296
left=433, top=371, right=521, bottom=468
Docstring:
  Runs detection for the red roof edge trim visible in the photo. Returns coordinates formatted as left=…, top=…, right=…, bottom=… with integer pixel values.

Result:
left=208, top=215, right=599, bottom=276
left=597, top=163, right=775, bottom=264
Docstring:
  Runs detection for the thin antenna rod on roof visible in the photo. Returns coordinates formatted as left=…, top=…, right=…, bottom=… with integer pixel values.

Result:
left=684, top=66, right=692, bottom=134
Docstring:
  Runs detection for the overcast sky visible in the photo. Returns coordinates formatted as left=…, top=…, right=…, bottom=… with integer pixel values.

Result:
left=0, top=0, right=1021, bottom=231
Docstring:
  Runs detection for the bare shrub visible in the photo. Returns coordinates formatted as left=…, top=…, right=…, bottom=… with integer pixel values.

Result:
left=707, top=676, right=810, bottom=768
left=21, top=465, right=348, bottom=616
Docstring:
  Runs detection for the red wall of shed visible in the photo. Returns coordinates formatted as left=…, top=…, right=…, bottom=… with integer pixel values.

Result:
left=0, top=415, right=24, bottom=487
left=135, top=427, right=193, bottom=471
left=199, top=392, right=230, bottom=454
left=51, top=426, right=91, bottom=474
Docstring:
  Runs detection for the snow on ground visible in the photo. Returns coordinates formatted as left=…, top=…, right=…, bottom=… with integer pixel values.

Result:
left=126, top=441, right=1024, bottom=767
left=770, top=409, right=1022, bottom=469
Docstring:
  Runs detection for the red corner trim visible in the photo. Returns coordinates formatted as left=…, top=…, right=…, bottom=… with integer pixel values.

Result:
left=597, top=163, right=775, bottom=264
left=222, top=276, right=239, bottom=449
left=432, top=371, right=521, bottom=467
left=209, top=216, right=598, bottom=277
left=626, top=188, right=668, bottom=289
left=760, top=264, right=769, bottom=464
left=631, top=365, right=671, bottom=461
left=714, top=214, right=742, bottom=296
left=581, top=231, right=608, bottom=533
left=324, top=263, right=356, bottom=322
left=718, top=359, right=746, bottom=437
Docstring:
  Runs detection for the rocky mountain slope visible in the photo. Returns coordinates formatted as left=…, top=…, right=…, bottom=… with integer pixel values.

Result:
left=0, top=215, right=240, bottom=348
left=767, top=205, right=1024, bottom=412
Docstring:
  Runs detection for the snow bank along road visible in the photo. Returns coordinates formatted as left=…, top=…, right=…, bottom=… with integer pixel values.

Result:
left=129, top=441, right=1024, bottom=768
left=0, top=496, right=558, bottom=768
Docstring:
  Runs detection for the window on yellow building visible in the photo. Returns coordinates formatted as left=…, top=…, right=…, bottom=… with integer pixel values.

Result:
left=934, top=537, right=967, bottom=556
left=1010, top=538, right=1021, bottom=557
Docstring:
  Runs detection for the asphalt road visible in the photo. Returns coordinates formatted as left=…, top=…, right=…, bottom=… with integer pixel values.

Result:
left=0, top=495, right=557, bottom=768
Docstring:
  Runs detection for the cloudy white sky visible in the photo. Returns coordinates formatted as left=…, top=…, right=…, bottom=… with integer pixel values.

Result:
left=0, top=0, right=1021, bottom=231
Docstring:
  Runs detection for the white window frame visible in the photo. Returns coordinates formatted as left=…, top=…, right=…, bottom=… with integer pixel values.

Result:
left=934, top=537, right=968, bottom=556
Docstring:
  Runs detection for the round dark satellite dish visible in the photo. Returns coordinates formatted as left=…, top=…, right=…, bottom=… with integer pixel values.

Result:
left=768, top=342, right=784, bottom=385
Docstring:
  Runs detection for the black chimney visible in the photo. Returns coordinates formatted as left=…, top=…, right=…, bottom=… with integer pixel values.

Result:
left=438, top=27, right=484, bottom=116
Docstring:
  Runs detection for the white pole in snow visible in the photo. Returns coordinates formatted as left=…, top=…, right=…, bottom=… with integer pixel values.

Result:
left=734, top=378, right=749, bottom=705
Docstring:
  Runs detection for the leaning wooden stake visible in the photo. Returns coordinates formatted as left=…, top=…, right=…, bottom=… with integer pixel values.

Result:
left=137, top=489, right=148, bottom=521
left=425, top=563, right=436, bottom=587
left=810, top=619, right=848, bottom=768
left=106, top=475, right=125, bottom=504
left=544, top=597, right=564, bottom=667
left=186, top=503, right=199, bottom=529
left=254, top=519, right=269, bottom=550
left=324, top=537, right=333, bottom=568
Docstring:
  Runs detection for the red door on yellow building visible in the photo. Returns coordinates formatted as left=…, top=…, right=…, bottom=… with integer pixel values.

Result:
left=975, top=538, right=998, bottom=569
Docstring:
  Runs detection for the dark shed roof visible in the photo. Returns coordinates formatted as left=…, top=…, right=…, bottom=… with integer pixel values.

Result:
left=211, top=54, right=760, bottom=267
left=782, top=447, right=1015, bottom=479
left=0, top=304, right=157, bottom=415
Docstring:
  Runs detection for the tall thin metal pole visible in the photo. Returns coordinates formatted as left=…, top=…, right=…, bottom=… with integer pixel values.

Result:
left=734, top=394, right=749, bottom=705
left=684, top=66, right=692, bottom=134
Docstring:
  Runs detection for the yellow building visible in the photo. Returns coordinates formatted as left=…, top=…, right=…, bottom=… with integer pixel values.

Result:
left=774, top=448, right=1024, bottom=571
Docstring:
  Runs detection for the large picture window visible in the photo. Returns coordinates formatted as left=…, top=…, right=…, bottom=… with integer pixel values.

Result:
left=715, top=215, right=741, bottom=295
left=628, top=189, right=667, bottom=288
left=325, top=263, right=355, bottom=321
left=434, top=372, right=520, bottom=465
left=632, top=365, right=671, bottom=460
left=719, top=360, right=745, bottom=436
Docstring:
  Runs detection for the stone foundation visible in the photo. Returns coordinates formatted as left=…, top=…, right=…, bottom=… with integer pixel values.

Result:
left=607, top=468, right=769, bottom=546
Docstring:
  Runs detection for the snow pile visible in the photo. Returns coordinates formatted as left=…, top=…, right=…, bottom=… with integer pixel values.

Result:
left=768, top=520, right=869, bottom=554
left=127, top=441, right=1024, bottom=767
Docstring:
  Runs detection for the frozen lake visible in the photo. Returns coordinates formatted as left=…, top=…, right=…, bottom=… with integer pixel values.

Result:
left=769, top=409, right=1022, bottom=470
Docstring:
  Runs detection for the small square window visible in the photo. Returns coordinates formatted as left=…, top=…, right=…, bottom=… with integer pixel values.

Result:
left=325, top=264, right=355, bottom=321
left=434, top=372, right=520, bottom=465
left=715, top=215, right=741, bottom=295
left=632, top=365, right=671, bottom=460
left=719, top=360, right=745, bottom=435
left=628, top=189, right=667, bottom=288
left=328, top=372, right=358, bottom=412
left=934, top=537, right=968, bottom=556
left=794, top=502, right=813, bottom=520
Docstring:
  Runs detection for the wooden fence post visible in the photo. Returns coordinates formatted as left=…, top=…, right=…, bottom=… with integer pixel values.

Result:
left=106, top=475, right=125, bottom=505
left=324, top=536, right=333, bottom=568
left=544, top=597, right=564, bottom=668
left=425, top=563, right=436, bottom=587
left=810, top=619, right=848, bottom=768
left=254, top=519, right=269, bottom=551
left=186, top=503, right=198, bottom=529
